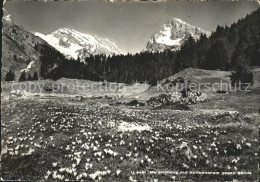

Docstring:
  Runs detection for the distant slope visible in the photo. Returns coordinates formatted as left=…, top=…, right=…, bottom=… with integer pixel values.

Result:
left=159, top=67, right=260, bottom=91
left=1, top=9, right=55, bottom=80
left=1, top=9, right=71, bottom=81
left=140, top=67, right=260, bottom=101
left=2, top=9, right=45, bottom=80
left=160, top=68, right=231, bottom=84
left=129, top=68, right=232, bottom=100
left=156, top=68, right=232, bottom=94
left=35, top=28, right=124, bottom=62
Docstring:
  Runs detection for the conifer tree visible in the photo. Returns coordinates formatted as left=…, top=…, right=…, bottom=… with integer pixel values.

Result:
left=5, top=70, right=15, bottom=81
left=19, top=71, right=27, bottom=82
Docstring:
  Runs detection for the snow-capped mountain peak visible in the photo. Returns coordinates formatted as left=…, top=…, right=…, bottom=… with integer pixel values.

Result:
left=35, top=28, right=123, bottom=61
left=146, top=18, right=211, bottom=52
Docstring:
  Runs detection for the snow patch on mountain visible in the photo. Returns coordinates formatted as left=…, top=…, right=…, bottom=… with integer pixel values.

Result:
left=146, top=18, right=211, bottom=52
left=3, top=8, right=13, bottom=22
left=35, top=28, right=123, bottom=61
left=35, top=31, right=81, bottom=60
left=155, top=25, right=184, bottom=46
left=21, top=61, right=35, bottom=72
left=3, top=14, right=13, bottom=22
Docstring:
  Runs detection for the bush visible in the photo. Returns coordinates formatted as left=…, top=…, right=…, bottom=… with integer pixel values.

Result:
left=230, top=65, right=253, bottom=88
left=32, top=72, right=38, bottom=80
left=216, top=90, right=228, bottom=94
left=172, top=77, right=185, bottom=86
left=149, top=77, right=158, bottom=86
left=126, top=100, right=145, bottom=107
left=230, top=55, right=254, bottom=88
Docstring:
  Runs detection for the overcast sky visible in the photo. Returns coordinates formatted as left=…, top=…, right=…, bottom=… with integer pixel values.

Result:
left=4, top=1, right=258, bottom=53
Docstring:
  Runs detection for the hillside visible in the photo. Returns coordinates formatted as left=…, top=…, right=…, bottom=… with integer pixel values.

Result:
left=1, top=9, right=47, bottom=80
left=160, top=68, right=231, bottom=84
left=1, top=9, right=72, bottom=81
left=138, top=67, right=260, bottom=101
left=159, top=67, right=260, bottom=91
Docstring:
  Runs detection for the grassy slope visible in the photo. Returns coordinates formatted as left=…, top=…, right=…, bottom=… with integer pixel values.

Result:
left=160, top=68, right=231, bottom=83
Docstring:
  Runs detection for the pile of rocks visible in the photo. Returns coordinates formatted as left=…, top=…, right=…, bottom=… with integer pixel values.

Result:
left=10, top=89, right=26, bottom=98
left=147, top=90, right=206, bottom=108
left=179, top=91, right=207, bottom=104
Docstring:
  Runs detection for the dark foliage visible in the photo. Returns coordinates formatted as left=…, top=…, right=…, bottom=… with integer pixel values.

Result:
left=45, top=51, right=177, bottom=84
left=5, top=70, right=15, bottom=81
left=216, top=90, right=228, bottom=94
left=230, top=62, right=254, bottom=87
left=126, top=100, right=145, bottom=106
left=27, top=74, right=32, bottom=81
left=19, top=71, right=26, bottom=82
left=32, top=72, right=38, bottom=81
left=35, top=43, right=68, bottom=79
left=26, top=71, right=39, bottom=81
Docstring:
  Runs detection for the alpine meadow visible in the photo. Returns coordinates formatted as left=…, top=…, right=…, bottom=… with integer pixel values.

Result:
left=1, top=1, right=260, bottom=182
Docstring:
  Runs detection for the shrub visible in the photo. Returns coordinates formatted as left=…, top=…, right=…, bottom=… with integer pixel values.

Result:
left=230, top=55, right=253, bottom=88
left=230, top=65, right=253, bottom=88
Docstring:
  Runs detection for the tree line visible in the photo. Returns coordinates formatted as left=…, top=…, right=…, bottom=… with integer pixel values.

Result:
left=5, top=70, right=38, bottom=82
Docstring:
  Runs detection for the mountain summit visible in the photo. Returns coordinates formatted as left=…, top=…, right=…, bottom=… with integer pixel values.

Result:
left=35, top=28, right=123, bottom=61
left=146, top=18, right=211, bottom=52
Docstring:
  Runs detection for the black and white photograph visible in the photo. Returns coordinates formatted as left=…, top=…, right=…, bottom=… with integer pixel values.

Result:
left=1, top=0, right=260, bottom=181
